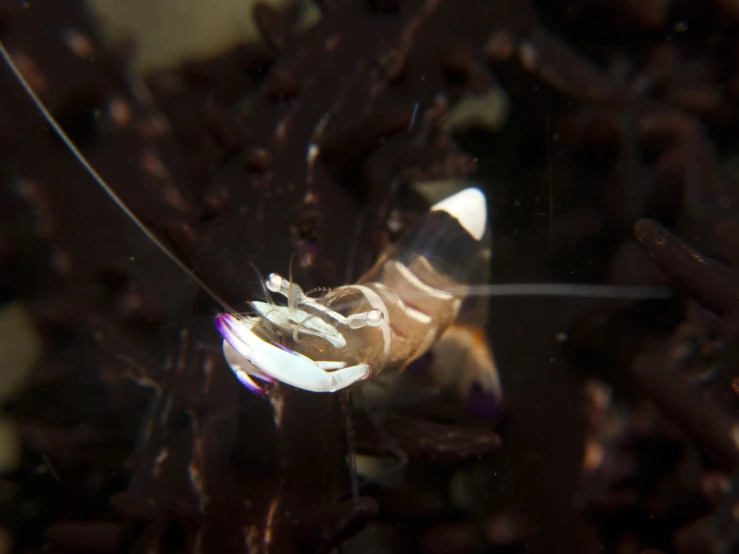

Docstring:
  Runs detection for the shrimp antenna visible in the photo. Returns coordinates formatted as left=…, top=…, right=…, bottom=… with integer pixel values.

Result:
left=461, top=283, right=674, bottom=299
left=249, top=261, right=274, bottom=305
left=287, top=252, right=299, bottom=311
left=288, top=252, right=296, bottom=283
left=0, top=40, right=238, bottom=317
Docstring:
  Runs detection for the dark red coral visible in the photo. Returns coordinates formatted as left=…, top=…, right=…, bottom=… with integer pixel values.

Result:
left=2, top=0, right=739, bottom=553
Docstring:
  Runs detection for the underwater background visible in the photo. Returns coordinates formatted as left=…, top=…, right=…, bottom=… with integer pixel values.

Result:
left=1, top=1, right=739, bottom=553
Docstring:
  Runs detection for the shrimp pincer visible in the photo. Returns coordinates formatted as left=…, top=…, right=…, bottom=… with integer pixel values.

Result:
left=216, top=313, right=371, bottom=394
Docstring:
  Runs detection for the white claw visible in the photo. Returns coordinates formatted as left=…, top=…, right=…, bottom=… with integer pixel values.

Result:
left=222, top=341, right=273, bottom=394
left=316, top=361, right=348, bottom=370
left=216, top=314, right=370, bottom=393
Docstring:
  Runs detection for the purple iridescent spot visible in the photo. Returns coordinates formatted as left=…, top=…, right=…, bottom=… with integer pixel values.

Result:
left=215, top=314, right=237, bottom=346
left=215, top=313, right=231, bottom=333
left=466, top=381, right=502, bottom=421
left=406, top=352, right=433, bottom=377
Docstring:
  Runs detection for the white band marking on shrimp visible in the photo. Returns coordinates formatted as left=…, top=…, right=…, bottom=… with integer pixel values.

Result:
left=391, top=261, right=455, bottom=301
left=402, top=303, right=433, bottom=325
left=350, top=285, right=391, bottom=366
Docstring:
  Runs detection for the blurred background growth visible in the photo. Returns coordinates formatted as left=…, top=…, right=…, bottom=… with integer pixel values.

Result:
left=1, top=1, right=739, bottom=553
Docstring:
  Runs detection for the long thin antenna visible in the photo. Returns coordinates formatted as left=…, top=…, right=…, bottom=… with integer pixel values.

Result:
left=0, top=40, right=237, bottom=316
left=331, top=283, right=674, bottom=313
left=249, top=261, right=274, bottom=304
left=546, top=116, right=554, bottom=252
left=462, top=283, right=674, bottom=299
left=0, top=40, right=675, bottom=313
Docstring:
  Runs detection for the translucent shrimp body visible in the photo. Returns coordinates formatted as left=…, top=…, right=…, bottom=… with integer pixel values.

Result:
left=216, top=187, right=497, bottom=395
